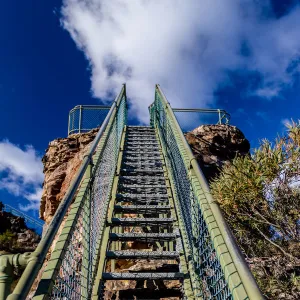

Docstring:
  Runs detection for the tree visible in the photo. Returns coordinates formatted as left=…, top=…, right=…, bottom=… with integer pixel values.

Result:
left=210, top=120, right=300, bottom=298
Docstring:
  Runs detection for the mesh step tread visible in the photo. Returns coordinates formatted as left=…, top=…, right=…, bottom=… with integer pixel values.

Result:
left=126, top=137, right=157, bottom=141
left=122, top=164, right=163, bottom=169
left=127, top=127, right=153, bottom=130
left=114, top=205, right=170, bottom=213
left=126, top=145, right=158, bottom=148
left=124, top=151, right=160, bottom=155
left=109, top=233, right=177, bottom=241
left=127, top=131, right=155, bottom=133
left=118, top=180, right=166, bottom=186
left=117, top=194, right=169, bottom=199
left=121, top=168, right=164, bottom=173
left=126, top=136, right=157, bottom=139
left=102, top=272, right=183, bottom=280
left=123, top=157, right=162, bottom=161
left=116, top=195, right=169, bottom=204
left=126, top=144, right=158, bottom=147
left=111, top=217, right=173, bottom=225
left=119, top=175, right=165, bottom=180
left=119, top=184, right=167, bottom=188
left=125, top=141, right=158, bottom=145
left=106, top=250, right=179, bottom=259
left=122, top=161, right=163, bottom=165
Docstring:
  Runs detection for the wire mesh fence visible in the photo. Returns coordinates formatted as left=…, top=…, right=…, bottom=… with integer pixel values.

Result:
left=151, top=90, right=232, bottom=299
left=68, top=105, right=111, bottom=135
left=50, top=96, right=127, bottom=299
left=25, top=91, right=127, bottom=299
left=173, top=109, right=230, bottom=133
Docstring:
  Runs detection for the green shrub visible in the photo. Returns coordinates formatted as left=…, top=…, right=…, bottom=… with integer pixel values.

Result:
left=0, top=230, right=16, bottom=250
left=210, top=120, right=300, bottom=298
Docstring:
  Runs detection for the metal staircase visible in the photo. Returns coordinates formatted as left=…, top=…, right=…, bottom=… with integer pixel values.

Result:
left=101, top=126, right=185, bottom=298
left=2, top=85, right=263, bottom=300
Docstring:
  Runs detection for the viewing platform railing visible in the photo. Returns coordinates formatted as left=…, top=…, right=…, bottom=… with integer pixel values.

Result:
left=68, top=105, right=111, bottom=135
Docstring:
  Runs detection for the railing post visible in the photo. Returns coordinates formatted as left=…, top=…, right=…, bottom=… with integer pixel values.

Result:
left=68, top=111, right=71, bottom=136
left=218, top=109, right=221, bottom=124
left=79, top=105, right=82, bottom=133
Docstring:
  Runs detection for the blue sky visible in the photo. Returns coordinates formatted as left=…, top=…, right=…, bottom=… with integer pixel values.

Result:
left=0, top=0, right=299, bottom=220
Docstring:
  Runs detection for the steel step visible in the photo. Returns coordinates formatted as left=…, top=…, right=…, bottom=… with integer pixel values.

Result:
left=123, top=151, right=160, bottom=156
left=106, top=250, right=179, bottom=259
left=127, top=126, right=153, bottom=130
left=123, top=155, right=162, bottom=161
left=111, top=217, right=173, bottom=226
left=119, top=184, right=167, bottom=189
left=120, top=168, right=164, bottom=174
left=125, top=149, right=160, bottom=153
left=118, top=187, right=167, bottom=194
left=118, top=178, right=165, bottom=186
left=109, top=233, right=177, bottom=241
left=126, top=131, right=155, bottom=134
left=114, top=205, right=170, bottom=213
left=126, top=132, right=156, bottom=135
left=126, top=135, right=157, bottom=139
left=125, top=141, right=158, bottom=146
left=126, top=138, right=156, bottom=141
left=122, top=161, right=163, bottom=167
left=102, top=272, right=183, bottom=280
left=116, top=194, right=169, bottom=200
left=125, top=144, right=158, bottom=147
left=116, top=194, right=169, bottom=204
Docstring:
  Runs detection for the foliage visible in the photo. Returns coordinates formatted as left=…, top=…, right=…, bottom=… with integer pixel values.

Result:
left=0, top=230, right=16, bottom=250
left=210, top=120, right=300, bottom=298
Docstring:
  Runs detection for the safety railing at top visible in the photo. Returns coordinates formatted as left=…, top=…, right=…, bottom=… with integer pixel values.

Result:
left=2, top=203, right=44, bottom=235
left=149, top=85, right=263, bottom=300
left=68, top=105, right=111, bottom=135
left=6, top=85, right=127, bottom=300
left=173, top=108, right=230, bottom=133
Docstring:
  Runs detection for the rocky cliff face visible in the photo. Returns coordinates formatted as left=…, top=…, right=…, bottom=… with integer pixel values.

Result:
left=185, top=124, right=250, bottom=182
left=40, top=128, right=98, bottom=224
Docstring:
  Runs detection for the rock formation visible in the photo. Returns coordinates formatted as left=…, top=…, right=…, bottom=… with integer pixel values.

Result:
left=40, top=128, right=98, bottom=223
left=185, top=124, right=250, bottom=182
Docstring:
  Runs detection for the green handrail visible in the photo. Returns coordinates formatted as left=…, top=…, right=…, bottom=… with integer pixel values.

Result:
left=150, top=84, right=263, bottom=300
left=6, top=85, right=126, bottom=300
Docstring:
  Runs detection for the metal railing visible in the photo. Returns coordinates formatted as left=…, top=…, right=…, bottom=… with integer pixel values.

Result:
left=6, top=85, right=127, bottom=300
left=149, top=85, right=263, bottom=300
left=173, top=108, right=230, bottom=133
left=2, top=204, right=44, bottom=234
left=68, top=105, right=111, bottom=135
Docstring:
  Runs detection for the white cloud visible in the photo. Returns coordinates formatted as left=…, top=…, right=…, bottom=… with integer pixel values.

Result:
left=254, top=86, right=282, bottom=99
left=61, top=0, right=300, bottom=123
left=0, top=140, right=43, bottom=211
left=20, top=188, right=43, bottom=212
left=281, top=118, right=292, bottom=127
